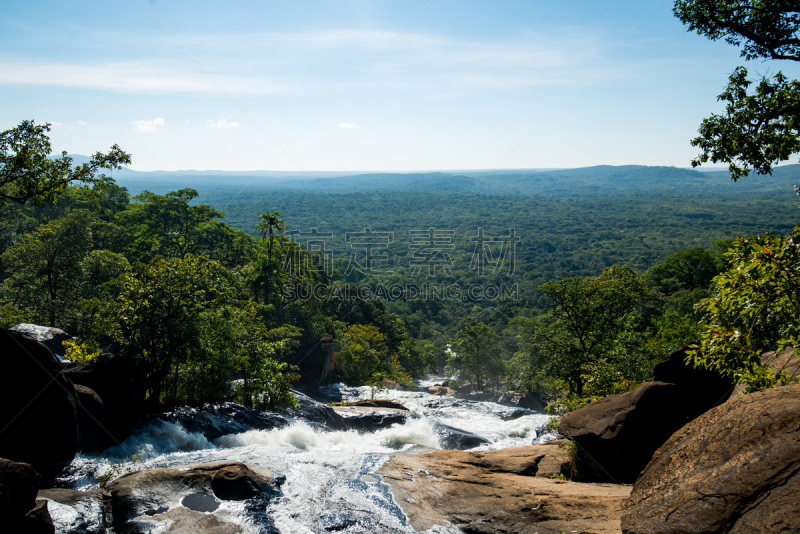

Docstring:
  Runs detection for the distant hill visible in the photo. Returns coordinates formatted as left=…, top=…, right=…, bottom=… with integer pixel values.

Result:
left=104, top=164, right=800, bottom=198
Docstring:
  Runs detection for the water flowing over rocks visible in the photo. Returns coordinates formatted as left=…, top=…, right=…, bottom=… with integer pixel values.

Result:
left=380, top=441, right=631, bottom=533
left=107, top=461, right=282, bottom=534
left=622, top=383, right=800, bottom=534
left=558, top=344, right=734, bottom=483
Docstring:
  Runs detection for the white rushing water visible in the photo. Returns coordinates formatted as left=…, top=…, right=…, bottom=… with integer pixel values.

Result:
left=56, top=378, right=556, bottom=534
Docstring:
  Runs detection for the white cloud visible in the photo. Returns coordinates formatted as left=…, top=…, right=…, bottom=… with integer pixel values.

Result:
left=76, top=120, right=88, bottom=126
left=206, top=118, right=240, bottom=129
left=339, top=122, right=360, bottom=129
left=131, top=117, right=165, bottom=132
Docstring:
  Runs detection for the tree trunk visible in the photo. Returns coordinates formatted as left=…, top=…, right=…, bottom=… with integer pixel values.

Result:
left=172, top=360, right=180, bottom=407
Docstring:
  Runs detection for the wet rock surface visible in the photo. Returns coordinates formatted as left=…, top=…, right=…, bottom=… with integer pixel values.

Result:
left=107, top=461, right=281, bottom=534
left=333, top=405, right=414, bottom=432
left=432, top=422, right=491, bottom=450
left=380, top=441, right=630, bottom=534
left=10, top=323, right=72, bottom=357
left=38, top=488, right=109, bottom=534
left=282, top=389, right=345, bottom=429
left=154, top=402, right=289, bottom=440
left=622, top=384, right=800, bottom=534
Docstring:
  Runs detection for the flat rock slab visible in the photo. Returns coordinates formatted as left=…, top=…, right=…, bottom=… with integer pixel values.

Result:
left=379, top=442, right=630, bottom=534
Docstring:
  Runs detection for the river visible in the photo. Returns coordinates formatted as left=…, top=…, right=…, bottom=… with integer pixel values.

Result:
left=53, top=378, right=556, bottom=534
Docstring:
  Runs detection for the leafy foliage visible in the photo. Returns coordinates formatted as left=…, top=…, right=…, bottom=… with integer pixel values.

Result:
left=0, top=121, right=130, bottom=207
left=691, top=227, right=800, bottom=390
left=446, top=317, right=505, bottom=390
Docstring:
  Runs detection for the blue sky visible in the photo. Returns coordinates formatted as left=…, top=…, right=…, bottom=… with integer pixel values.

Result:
left=1, top=0, right=796, bottom=172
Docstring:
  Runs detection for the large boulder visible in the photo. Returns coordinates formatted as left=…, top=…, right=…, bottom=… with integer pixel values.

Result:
left=0, top=328, right=80, bottom=481
left=622, top=384, right=800, bottom=534
left=107, top=461, right=282, bottom=534
left=10, top=323, right=72, bottom=358
left=0, top=458, right=54, bottom=533
left=558, top=344, right=734, bottom=483
left=63, top=353, right=148, bottom=449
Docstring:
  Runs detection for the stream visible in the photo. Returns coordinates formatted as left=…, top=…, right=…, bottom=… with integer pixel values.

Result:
left=53, top=378, right=556, bottom=534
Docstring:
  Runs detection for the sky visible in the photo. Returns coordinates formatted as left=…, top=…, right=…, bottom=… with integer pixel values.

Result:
left=1, top=0, right=798, bottom=172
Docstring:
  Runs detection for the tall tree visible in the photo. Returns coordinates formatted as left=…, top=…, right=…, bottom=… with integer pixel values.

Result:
left=520, top=266, right=659, bottom=396
left=674, top=1, right=800, bottom=180
left=0, top=121, right=129, bottom=207
left=447, top=317, right=505, bottom=390
left=1, top=210, right=94, bottom=326
left=254, top=211, right=287, bottom=303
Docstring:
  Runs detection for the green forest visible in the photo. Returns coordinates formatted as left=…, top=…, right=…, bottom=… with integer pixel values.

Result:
left=1, top=119, right=799, bottom=415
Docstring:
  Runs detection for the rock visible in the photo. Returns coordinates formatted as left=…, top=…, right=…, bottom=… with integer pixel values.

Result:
left=432, top=422, right=490, bottom=450
left=0, top=458, right=53, bottom=533
left=73, top=385, right=104, bottom=451
left=155, top=402, right=289, bottom=440
left=211, top=464, right=268, bottom=501
left=26, top=500, right=55, bottom=534
left=517, top=390, right=548, bottom=412
left=38, top=488, right=109, bottom=534
left=381, top=379, right=406, bottom=390
left=349, top=399, right=409, bottom=411
left=622, top=384, right=800, bottom=534
left=496, top=391, right=520, bottom=406
left=558, top=344, right=735, bottom=483
left=0, top=328, right=80, bottom=481
left=652, top=342, right=734, bottom=399
left=466, top=390, right=494, bottom=402
left=63, top=352, right=148, bottom=449
left=282, top=390, right=345, bottom=430
left=333, top=406, right=412, bottom=432
left=107, top=461, right=281, bottom=533
left=10, top=323, right=72, bottom=358
left=379, top=442, right=630, bottom=534
left=426, top=385, right=455, bottom=396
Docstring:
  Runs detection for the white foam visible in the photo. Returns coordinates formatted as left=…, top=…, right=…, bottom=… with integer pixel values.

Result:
left=104, top=421, right=213, bottom=459
left=215, top=418, right=440, bottom=454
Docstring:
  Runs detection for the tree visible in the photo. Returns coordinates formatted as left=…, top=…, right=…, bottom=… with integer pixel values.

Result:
left=115, top=254, right=236, bottom=405
left=691, top=228, right=800, bottom=390
left=446, top=317, right=505, bottom=390
left=520, top=266, right=659, bottom=397
left=334, top=324, right=387, bottom=384
left=254, top=211, right=287, bottom=303
left=0, top=121, right=130, bottom=207
left=673, top=1, right=800, bottom=179
left=1, top=210, right=94, bottom=326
